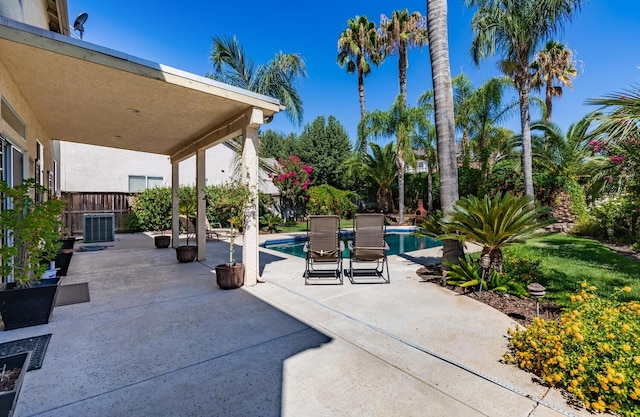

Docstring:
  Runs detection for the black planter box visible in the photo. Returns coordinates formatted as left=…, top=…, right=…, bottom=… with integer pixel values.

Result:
left=55, top=250, right=73, bottom=277
left=0, top=351, right=31, bottom=417
left=0, top=278, right=60, bottom=330
left=58, top=237, right=76, bottom=250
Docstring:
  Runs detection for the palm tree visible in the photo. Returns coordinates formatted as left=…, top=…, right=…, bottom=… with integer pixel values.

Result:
left=379, top=9, right=428, bottom=99
left=337, top=16, right=383, bottom=151
left=361, top=142, right=397, bottom=213
left=207, top=35, right=307, bottom=126
left=531, top=41, right=578, bottom=122
left=438, top=192, right=552, bottom=271
left=586, top=85, right=640, bottom=144
left=362, top=95, right=423, bottom=223
left=465, top=0, right=587, bottom=198
left=531, top=114, right=609, bottom=217
left=411, top=119, right=438, bottom=212
left=427, top=0, right=465, bottom=265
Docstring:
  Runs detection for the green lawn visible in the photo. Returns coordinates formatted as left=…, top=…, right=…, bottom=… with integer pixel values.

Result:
left=504, top=234, right=640, bottom=307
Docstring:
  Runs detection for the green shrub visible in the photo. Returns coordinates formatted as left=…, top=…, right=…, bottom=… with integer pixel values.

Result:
left=505, top=284, right=639, bottom=416
left=131, top=187, right=172, bottom=232
left=205, top=182, right=251, bottom=227
left=502, top=257, right=541, bottom=284
left=444, top=256, right=528, bottom=298
left=306, top=184, right=356, bottom=218
left=573, top=196, right=640, bottom=243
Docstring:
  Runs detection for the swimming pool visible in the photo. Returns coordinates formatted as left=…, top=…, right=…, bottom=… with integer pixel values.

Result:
left=261, top=230, right=442, bottom=258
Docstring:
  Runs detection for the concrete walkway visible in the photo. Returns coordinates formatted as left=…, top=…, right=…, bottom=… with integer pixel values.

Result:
left=0, top=233, right=601, bottom=417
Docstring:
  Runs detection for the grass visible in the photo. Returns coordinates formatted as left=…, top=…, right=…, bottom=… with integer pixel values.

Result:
left=504, top=233, right=640, bottom=308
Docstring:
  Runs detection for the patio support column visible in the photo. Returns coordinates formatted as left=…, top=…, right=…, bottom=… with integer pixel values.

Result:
left=196, top=148, right=206, bottom=260
left=241, top=108, right=263, bottom=286
left=171, top=161, right=179, bottom=248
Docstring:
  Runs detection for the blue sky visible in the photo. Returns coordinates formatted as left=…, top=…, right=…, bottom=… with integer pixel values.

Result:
left=67, top=1, right=640, bottom=146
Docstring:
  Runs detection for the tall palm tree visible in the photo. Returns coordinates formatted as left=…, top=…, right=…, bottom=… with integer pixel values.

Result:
left=531, top=41, right=578, bottom=122
left=427, top=0, right=464, bottom=265
left=207, top=35, right=307, bottom=126
left=531, top=114, right=609, bottom=215
left=379, top=9, right=428, bottom=99
left=337, top=16, right=383, bottom=151
left=362, top=95, right=422, bottom=223
left=411, top=117, right=438, bottom=212
left=361, top=142, right=398, bottom=213
left=465, top=0, right=587, bottom=198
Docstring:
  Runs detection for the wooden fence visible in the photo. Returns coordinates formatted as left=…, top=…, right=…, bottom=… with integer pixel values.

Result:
left=61, top=192, right=136, bottom=236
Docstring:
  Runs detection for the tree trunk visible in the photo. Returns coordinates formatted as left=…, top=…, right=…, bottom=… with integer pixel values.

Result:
left=358, top=66, right=367, bottom=151
left=399, top=43, right=408, bottom=98
left=396, top=150, right=405, bottom=224
left=426, top=164, right=433, bottom=212
left=518, top=74, right=535, bottom=197
left=427, top=0, right=464, bottom=266
left=545, top=80, right=553, bottom=122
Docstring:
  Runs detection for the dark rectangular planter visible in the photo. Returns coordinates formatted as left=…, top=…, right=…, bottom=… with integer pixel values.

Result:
left=0, top=351, right=31, bottom=417
left=58, top=237, right=76, bottom=250
left=54, top=250, right=73, bottom=277
left=0, top=278, right=60, bottom=331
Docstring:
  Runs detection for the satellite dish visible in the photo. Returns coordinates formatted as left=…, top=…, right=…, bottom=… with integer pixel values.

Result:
left=73, top=12, right=88, bottom=39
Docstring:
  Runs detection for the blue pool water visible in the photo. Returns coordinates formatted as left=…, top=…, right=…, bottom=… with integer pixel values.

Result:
left=262, top=231, right=442, bottom=258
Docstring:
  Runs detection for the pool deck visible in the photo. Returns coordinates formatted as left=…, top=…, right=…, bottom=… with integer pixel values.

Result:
left=0, top=232, right=605, bottom=417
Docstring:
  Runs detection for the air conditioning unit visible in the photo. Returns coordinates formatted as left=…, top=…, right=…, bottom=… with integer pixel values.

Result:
left=83, top=213, right=115, bottom=243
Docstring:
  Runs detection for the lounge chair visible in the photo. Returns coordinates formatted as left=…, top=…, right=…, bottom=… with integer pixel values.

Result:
left=346, top=213, right=390, bottom=284
left=303, top=215, right=344, bottom=285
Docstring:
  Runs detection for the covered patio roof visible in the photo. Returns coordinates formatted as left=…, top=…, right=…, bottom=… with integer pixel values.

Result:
left=0, top=17, right=282, bottom=285
left=0, top=17, right=283, bottom=163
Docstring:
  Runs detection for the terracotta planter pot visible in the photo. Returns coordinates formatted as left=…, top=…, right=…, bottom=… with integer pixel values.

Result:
left=215, top=263, right=244, bottom=289
left=154, top=235, right=171, bottom=248
left=0, top=351, right=31, bottom=417
left=0, top=278, right=60, bottom=330
left=175, top=245, right=197, bottom=263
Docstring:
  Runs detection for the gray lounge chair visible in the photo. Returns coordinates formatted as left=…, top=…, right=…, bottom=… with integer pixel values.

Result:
left=303, top=215, right=344, bottom=285
left=346, top=213, right=390, bottom=284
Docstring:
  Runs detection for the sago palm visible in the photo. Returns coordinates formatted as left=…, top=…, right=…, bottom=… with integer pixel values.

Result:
left=438, top=192, right=552, bottom=271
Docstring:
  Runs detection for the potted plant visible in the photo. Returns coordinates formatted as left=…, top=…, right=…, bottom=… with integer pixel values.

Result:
left=175, top=186, right=198, bottom=262
left=0, top=179, right=65, bottom=330
left=0, top=351, right=31, bottom=417
left=214, top=183, right=252, bottom=289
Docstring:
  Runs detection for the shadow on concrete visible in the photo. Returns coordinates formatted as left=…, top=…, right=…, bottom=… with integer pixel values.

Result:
left=6, top=235, right=332, bottom=417
left=397, top=252, right=441, bottom=267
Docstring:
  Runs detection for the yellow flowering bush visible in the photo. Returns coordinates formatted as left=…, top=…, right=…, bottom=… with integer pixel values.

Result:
left=504, top=283, right=639, bottom=416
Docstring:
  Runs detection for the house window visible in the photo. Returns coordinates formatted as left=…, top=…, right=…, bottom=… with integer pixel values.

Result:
left=1, top=99, right=26, bottom=140
left=129, top=175, right=163, bottom=192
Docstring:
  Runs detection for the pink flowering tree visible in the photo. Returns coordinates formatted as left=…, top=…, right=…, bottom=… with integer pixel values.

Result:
left=270, top=155, right=312, bottom=221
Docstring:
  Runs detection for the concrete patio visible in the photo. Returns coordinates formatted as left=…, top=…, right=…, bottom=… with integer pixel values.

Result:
left=0, top=233, right=602, bottom=417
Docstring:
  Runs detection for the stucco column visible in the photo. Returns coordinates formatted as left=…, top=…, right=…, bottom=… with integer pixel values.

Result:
left=171, top=162, right=179, bottom=248
left=242, top=108, right=263, bottom=286
left=196, top=149, right=206, bottom=260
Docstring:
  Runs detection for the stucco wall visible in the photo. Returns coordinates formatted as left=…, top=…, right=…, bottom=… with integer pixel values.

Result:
left=59, top=141, right=239, bottom=192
